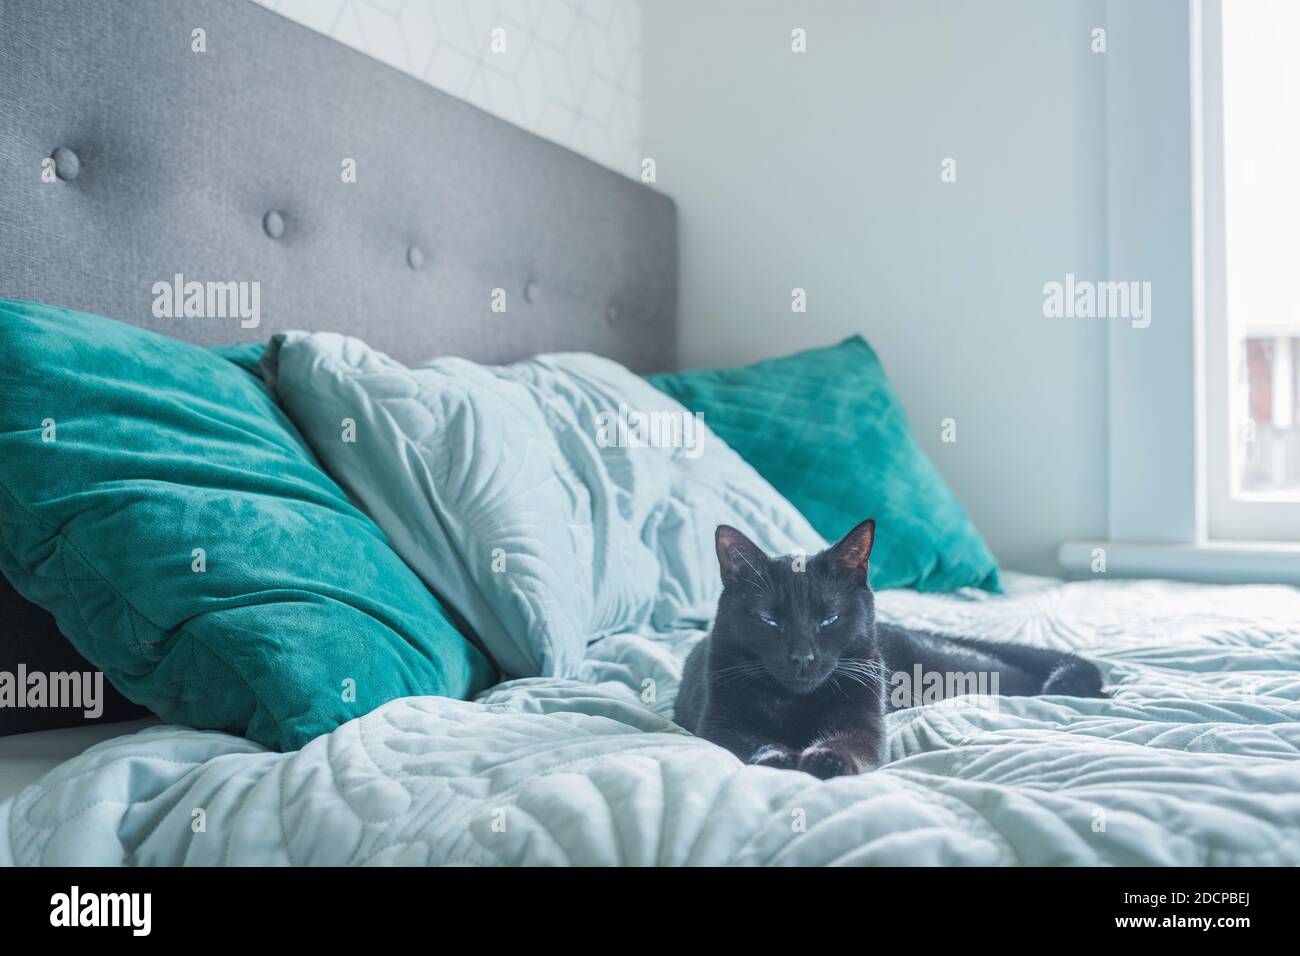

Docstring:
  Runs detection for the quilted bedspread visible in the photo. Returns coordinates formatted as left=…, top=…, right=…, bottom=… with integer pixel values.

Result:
left=5, top=575, right=1300, bottom=866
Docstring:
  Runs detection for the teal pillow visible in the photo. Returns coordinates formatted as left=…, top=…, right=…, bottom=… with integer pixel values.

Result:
left=0, top=301, right=494, bottom=750
left=649, top=336, right=1000, bottom=592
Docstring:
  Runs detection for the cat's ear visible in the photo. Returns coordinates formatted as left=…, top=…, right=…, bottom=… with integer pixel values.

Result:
left=715, top=525, right=769, bottom=586
left=829, top=518, right=875, bottom=584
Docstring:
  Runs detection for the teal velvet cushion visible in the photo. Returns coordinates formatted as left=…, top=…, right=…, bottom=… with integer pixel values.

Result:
left=0, top=301, right=494, bottom=750
left=649, top=336, right=1001, bottom=592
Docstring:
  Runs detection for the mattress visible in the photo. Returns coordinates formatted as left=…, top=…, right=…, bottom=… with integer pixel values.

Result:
left=4, top=574, right=1300, bottom=866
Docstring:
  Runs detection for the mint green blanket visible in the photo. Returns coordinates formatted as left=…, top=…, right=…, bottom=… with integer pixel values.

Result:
left=4, top=576, right=1300, bottom=865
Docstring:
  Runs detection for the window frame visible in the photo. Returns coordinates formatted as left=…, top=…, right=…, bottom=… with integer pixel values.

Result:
left=1059, top=0, right=1300, bottom=583
left=1198, top=0, right=1300, bottom=542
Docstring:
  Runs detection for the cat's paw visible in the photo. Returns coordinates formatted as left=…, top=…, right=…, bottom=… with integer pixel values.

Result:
left=749, top=744, right=799, bottom=770
left=798, top=745, right=859, bottom=779
left=1042, top=658, right=1108, bottom=698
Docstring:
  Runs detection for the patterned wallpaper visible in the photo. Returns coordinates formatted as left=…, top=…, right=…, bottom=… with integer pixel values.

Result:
left=252, top=0, right=642, bottom=177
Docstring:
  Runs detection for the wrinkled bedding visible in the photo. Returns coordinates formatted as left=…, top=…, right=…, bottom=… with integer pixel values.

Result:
left=260, top=334, right=820, bottom=679
left=5, top=575, right=1300, bottom=866
left=6, top=339, right=1298, bottom=865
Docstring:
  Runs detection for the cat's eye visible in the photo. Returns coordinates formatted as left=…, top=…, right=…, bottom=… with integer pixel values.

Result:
left=818, top=614, right=840, bottom=629
left=758, top=614, right=782, bottom=629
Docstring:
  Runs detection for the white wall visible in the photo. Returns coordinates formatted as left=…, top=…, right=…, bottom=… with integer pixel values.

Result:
left=254, top=0, right=643, bottom=176
left=1102, top=0, right=1197, bottom=546
left=643, top=0, right=1112, bottom=574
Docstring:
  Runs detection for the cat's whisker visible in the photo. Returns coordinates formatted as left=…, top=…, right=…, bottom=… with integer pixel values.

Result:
left=846, top=677, right=885, bottom=690
left=839, top=669, right=886, bottom=683
left=834, top=661, right=888, bottom=679
left=711, top=660, right=767, bottom=676
left=709, top=659, right=772, bottom=689
left=829, top=670, right=875, bottom=690
left=838, top=657, right=888, bottom=669
left=840, top=666, right=889, bottom=680
left=733, top=547, right=764, bottom=581
left=837, top=660, right=889, bottom=676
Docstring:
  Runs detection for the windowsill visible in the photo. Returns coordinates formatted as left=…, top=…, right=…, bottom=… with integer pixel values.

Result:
left=1058, top=540, right=1300, bottom=586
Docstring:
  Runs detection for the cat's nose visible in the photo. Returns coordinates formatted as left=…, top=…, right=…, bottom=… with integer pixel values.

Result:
left=790, top=650, right=815, bottom=672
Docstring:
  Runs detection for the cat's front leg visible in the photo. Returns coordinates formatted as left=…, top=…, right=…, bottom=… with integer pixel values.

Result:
left=748, top=743, right=800, bottom=769
left=698, top=714, right=799, bottom=769
left=798, top=732, right=885, bottom=779
left=798, top=745, right=865, bottom=779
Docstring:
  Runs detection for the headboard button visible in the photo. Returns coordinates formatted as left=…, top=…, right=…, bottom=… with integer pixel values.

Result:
left=263, top=210, right=286, bottom=239
left=605, top=305, right=620, bottom=325
left=406, top=245, right=425, bottom=270
left=524, top=280, right=539, bottom=304
left=50, top=147, right=80, bottom=181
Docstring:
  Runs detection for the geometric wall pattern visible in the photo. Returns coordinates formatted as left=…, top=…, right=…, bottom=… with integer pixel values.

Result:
left=252, top=0, right=642, bottom=177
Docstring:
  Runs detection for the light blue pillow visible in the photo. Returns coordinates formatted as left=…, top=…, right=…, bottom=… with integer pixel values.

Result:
left=261, top=331, right=823, bottom=677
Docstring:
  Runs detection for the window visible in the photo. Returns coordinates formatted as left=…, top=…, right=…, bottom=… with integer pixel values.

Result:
left=1201, top=0, right=1300, bottom=540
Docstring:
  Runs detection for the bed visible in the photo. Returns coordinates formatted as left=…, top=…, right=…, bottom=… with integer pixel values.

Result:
left=5, top=574, right=1300, bottom=865
left=2, top=0, right=1300, bottom=868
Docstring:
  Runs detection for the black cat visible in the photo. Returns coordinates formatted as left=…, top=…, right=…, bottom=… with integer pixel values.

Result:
left=674, top=519, right=1107, bottom=778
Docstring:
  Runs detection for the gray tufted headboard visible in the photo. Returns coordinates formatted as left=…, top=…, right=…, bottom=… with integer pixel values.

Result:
left=0, top=0, right=676, bottom=372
